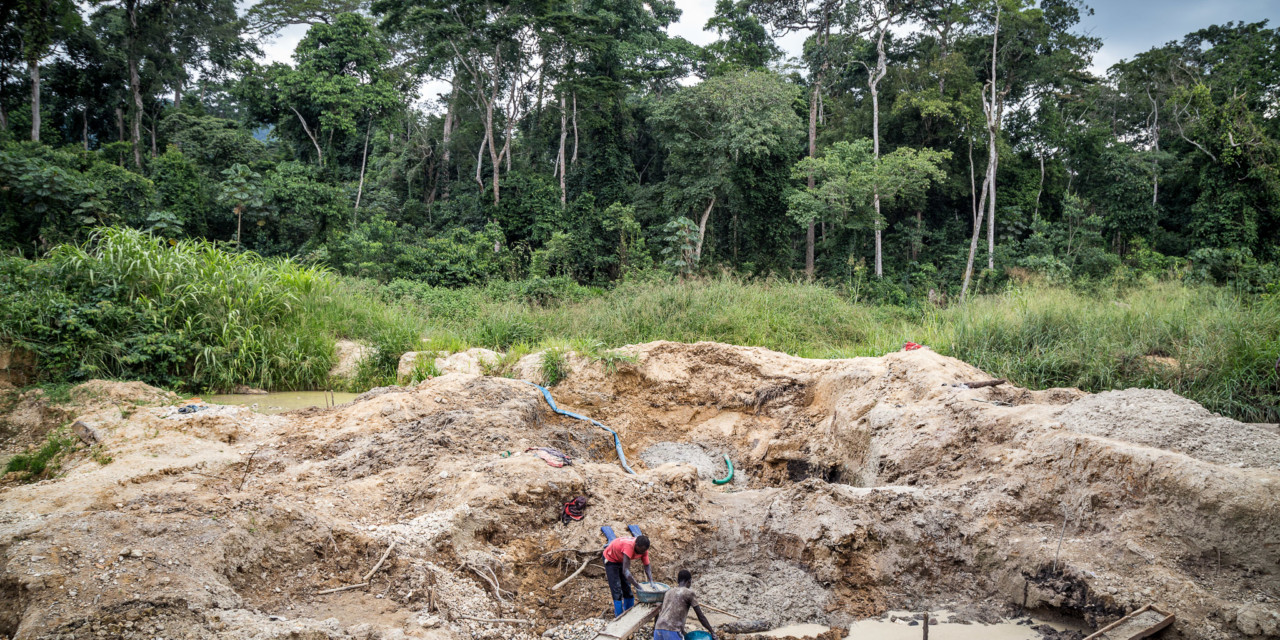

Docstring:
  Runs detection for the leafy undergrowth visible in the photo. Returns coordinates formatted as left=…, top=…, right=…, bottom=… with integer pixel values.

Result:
left=0, top=228, right=424, bottom=393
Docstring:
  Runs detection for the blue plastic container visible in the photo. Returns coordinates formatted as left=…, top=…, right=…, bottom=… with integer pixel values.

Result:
left=686, top=631, right=713, bottom=640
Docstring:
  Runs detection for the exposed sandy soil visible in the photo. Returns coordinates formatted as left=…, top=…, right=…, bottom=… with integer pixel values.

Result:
left=1, top=342, right=1278, bottom=640
left=0, top=381, right=179, bottom=454
left=1056, top=389, right=1280, bottom=469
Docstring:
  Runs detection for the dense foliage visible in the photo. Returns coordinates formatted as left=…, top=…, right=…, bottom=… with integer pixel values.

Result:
left=1, top=0, right=1276, bottom=294
left=0, top=0, right=1276, bottom=414
left=0, top=228, right=414, bottom=390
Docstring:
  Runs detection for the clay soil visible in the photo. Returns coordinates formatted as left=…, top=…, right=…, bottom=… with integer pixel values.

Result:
left=1, top=342, right=1277, bottom=640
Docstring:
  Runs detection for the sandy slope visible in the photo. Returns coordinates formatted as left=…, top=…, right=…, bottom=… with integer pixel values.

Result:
left=1, top=342, right=1277, bottom=639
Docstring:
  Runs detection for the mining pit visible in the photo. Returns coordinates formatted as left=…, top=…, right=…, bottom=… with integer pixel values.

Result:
left=1, top=341, right=1277, bottom=640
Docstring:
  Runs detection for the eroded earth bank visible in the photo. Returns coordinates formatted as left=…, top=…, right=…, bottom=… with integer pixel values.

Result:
left=1, top=342, right=1278, bottom=639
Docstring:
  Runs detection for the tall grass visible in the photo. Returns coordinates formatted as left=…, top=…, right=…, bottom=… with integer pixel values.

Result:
left=395, top=277, right=891, bottom=356
left=1, top=228, right=421, bottom=392
left=931, top=284, right=1280, bottom=422
left=388, top=276, right=1279, bottom=422
left=4, top=232, right=1275, bottom=421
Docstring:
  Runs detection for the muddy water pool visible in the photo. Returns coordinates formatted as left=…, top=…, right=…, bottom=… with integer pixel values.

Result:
left=699, top=610, right=1088, bottom=640
left=206, top=391, right=359, bottom=414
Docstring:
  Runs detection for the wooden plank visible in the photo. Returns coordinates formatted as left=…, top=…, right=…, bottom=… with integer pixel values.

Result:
left=592, top=603, right=659, bottom=640
left=1084, top=604, right=1175, bottom=640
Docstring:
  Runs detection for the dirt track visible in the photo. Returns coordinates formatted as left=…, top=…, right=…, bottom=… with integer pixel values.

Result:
left=1, top=342, right=1278, bottom=639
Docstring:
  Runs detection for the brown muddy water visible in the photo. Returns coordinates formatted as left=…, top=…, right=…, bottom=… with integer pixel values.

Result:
left=734, top=611, right=1088, bottom=640
left=840, top=610, right=1090, bottom=640
left=206, top=391, right=359, bottom=414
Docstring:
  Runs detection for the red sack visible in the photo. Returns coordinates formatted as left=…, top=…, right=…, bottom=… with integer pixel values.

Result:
left=903, top=342, right=925, bottom=351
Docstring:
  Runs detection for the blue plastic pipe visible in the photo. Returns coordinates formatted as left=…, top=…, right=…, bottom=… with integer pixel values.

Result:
left=525, top=381, right=637, bottom=475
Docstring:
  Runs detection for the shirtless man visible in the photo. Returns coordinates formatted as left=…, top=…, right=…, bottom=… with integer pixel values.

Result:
left=602, top=534, right=653, bottom=616
left=653, top=569, right=715, bottom=640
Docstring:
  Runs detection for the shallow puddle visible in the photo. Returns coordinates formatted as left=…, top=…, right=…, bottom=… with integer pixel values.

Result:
left=843, top=610, right=1089, bottom=640
left=205, top=391, right=359, bottom=414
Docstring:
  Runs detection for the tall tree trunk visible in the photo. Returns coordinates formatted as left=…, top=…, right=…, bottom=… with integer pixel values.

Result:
left=913, top=209, right=922, bottom=260
left=485, top=94, right=500, bottom=205
left=571, top=91, right=578, bottom=165
left=127, top=0, right=143, bottom=169
left=83, top=109, right=89, bottom=150
left=440, top=82, right=456, bottom=201
left=694, top=194, right=716, bottom=264
left=0, top=68, right=8, bottom=129
left=173, top=78, right=182, bottom=109
left=805, top=82, right=819, bottom=279
left=986, top=137, right=997, bottom=270
left=499, top=74, right=519, bottom=173
left=558, top=93, right=567, bottom=206
left=968, top=137, right=976, bottom=222
left=354, top=118, right=372, bottom=216
left=1032, top=149, right=1044, bottom=223
left=1147, top=87, right=1159, bottom=206
left=290, top=107, right=323, bottom=165
left=869, top=21, right=888, bottom=279
left=116, top=107, right=125, bottom=142
left=425, top=161, right=437, bottom=211
left=983, top=6, right=1002, bottom=273
left=961, top=154, right=993, bottom=299
left=475, top=126, right=488, bottom=190
left=28, top=59, right=40, bottom=142
left=533, top=65, right=544, bottom=142
left=129, top=61, right=143, bottom=167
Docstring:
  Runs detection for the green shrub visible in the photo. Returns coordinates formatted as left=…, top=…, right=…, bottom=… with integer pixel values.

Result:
left=5, top=431, right=78, bottom=480
left=407, top=357, right=441, bottom=384
left=0, top=227, right=423, bottom=392
left=346, top=322, right=422, bottom=390
left=86, top=162, right=157, bottom=228
left=541, top=348, right=568, bottom=386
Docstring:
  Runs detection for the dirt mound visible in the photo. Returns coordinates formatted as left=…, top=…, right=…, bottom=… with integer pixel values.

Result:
left=1, top=342, right=1276, bottom=640
left=1056, top=388, right=1280, bottom=468
left=68, top=379, right=179, bottom=406
left=1, top=380, right=177, bottom=453
left=697, top=561, right=831, bottom=626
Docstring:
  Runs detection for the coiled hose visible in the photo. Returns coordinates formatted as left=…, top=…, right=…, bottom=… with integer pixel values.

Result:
left=525, top=381, right=636, bottom=475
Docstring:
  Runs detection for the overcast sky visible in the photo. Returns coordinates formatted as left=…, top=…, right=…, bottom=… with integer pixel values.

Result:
left=256, top=0, right=1280, bottom=109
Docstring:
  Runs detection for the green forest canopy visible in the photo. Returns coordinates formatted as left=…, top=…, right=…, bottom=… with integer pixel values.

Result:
left=0, top=0, right=1278, bottom=297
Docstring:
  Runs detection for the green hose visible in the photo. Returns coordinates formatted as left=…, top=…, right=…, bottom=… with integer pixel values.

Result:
left=713, top=454, right=734, bottom=485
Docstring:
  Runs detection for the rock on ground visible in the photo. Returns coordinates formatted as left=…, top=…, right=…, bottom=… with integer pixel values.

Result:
left=330, top=340, right=371, bottom=380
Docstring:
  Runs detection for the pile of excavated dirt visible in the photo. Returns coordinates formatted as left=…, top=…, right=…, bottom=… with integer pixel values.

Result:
left=1, top=342, right=1278, bottom=640
left=0, top=380, right=180, bottom=454
left=1055, top=388, right=1280, bottom=469
left=697, top=561, right=832, bottom=626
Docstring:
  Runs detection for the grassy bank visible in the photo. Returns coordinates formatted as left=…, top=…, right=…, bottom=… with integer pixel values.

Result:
left=3, top=232, right=1275, bottom=421
left=389, top=277, right=1279, bottom=422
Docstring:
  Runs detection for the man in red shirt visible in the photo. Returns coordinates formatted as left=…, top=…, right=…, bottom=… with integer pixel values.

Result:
left=602, top=534, right=653, bottom=616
